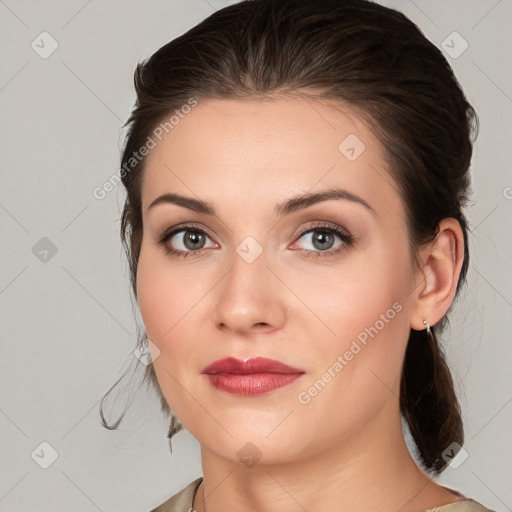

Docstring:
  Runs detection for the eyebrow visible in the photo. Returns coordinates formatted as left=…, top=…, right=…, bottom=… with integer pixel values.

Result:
left=147, top=187, right=376, bottom=217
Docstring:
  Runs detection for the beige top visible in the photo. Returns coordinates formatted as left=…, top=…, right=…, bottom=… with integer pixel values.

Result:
left=149, top=477, right=497, bottom=512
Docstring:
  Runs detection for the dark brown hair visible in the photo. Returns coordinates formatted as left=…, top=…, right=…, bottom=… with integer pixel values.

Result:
left=100, top=0, right=478, bottom=474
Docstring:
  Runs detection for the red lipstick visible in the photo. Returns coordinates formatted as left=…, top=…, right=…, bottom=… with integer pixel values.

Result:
left=202, top=356, right=304, bottom=396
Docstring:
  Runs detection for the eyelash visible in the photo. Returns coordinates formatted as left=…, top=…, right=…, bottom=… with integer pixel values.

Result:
left=155, top=221, right=355, bottom=259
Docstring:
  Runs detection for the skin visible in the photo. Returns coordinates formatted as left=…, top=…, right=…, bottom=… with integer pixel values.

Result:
left=136, top=95, right=465, bottom=512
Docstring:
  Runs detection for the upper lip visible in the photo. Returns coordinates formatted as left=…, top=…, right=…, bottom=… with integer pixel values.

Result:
left=201, top=356, right=304, bottom=375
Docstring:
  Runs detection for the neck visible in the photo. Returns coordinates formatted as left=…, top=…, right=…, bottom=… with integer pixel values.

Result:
left=193, top=403, right=456, bottom=512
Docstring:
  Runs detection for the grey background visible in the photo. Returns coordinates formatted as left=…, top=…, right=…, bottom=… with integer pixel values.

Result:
left=0, top=0, right=511, bottom=511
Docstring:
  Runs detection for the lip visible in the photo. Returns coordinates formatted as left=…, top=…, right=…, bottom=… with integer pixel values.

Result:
left=202, top=356, right=304, bottom=375
left=202, top=357, right=305, bottom=396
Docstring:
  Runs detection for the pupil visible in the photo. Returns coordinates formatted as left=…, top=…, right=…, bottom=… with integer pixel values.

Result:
left=313, top=230, right=333, bottom=250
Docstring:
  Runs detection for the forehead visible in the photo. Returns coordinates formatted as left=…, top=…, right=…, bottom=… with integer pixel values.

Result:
left=140, top=96, right=401, bottom=218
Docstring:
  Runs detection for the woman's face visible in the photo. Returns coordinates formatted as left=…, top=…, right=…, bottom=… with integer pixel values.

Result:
left=136, top=95, right=420, bottom=464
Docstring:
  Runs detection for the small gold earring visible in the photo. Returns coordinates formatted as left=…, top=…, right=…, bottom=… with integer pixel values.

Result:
left=423, top=319, right=431, bottom=336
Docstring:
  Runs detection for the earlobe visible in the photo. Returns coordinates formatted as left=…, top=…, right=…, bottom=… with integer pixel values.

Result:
left=410, top=218, right=465, bottom=331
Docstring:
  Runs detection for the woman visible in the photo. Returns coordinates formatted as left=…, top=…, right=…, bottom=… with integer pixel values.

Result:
left=101, top=0, right=497, bottom=510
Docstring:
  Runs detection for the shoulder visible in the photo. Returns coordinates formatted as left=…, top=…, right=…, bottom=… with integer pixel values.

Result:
left=148, top=477, right=203, bottom=512
left=423, top=498, right=498, bottom=512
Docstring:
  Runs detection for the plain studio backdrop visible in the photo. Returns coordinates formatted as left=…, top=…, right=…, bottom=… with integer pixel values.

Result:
left=0, top=1, right=511, bottom=511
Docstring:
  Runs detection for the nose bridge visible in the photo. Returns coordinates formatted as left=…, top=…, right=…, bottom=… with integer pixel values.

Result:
left=211, top=233, right=285, bottom=333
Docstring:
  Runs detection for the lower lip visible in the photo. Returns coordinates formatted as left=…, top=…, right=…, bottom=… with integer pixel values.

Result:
left=205, top=373, right=303, bottom=395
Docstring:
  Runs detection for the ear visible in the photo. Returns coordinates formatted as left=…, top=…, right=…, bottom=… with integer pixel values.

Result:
left=409, top=218, right=465, bottom=331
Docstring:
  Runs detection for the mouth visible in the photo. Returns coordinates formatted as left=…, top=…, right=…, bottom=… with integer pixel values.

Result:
left=201, top=356, right=305, bottom=396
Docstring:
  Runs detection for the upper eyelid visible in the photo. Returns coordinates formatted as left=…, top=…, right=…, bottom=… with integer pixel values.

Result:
left=161, top=221, right=350, bottom=246
left=295, top=221, right=350, bottom=237
left=163, top=222, right=215, bottom=240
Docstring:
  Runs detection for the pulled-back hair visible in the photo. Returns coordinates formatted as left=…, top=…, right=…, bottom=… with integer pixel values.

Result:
left=100, top=0, right=478, bottom=474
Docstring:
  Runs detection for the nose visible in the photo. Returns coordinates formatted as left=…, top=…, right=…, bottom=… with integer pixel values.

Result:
left=210, top=246, right=287, bottom=336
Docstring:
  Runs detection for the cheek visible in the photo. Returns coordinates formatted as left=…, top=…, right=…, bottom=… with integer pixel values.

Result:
left=136, top=247, right=195, bottom=342
left=297, top=244, right=411, bottom=344
left=136, top=249, right=197, bottom=414
left=136, top=254, right=169, bottom=341
left=135, top=244, right=212, bottom=372
left=300, top=243, right=412, bottom=398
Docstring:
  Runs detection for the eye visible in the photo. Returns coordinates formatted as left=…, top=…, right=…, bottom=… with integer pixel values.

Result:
left=156, top=224, right=217, bottom=258
left=292, top=221, right=354, bottom=258
left=156, top=221, right=354, bottom=259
